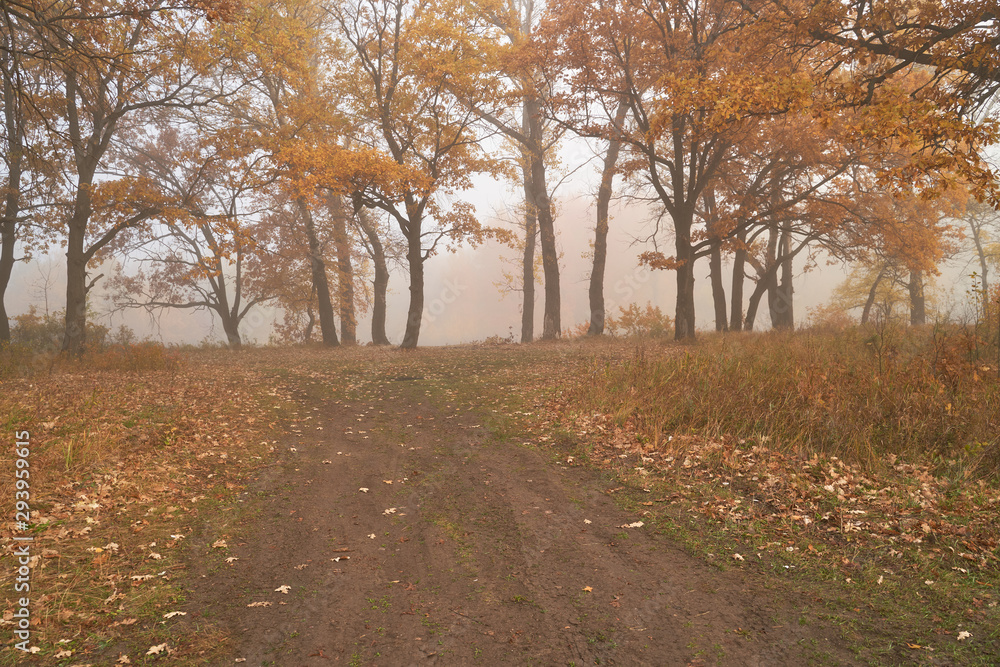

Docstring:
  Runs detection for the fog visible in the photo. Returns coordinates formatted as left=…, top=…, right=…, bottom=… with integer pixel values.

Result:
left=5, top=155, right=985, bottom=347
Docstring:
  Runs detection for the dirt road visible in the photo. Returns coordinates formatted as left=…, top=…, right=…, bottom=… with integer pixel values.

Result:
left=182, top=358, right=854, bottom=666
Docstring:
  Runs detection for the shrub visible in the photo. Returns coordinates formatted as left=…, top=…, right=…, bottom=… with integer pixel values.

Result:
left=606, top=302, right=672, bottom=338
left=3, top=308, right=178, bottom=375
left=9, top=307, right=111, bottom=351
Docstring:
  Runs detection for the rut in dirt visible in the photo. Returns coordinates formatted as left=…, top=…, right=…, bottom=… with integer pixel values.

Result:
left=183, top=372, right=856, bottom=666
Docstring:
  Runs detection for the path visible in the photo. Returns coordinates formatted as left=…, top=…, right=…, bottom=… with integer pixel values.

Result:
left=182, top=364, right=855, bottom=666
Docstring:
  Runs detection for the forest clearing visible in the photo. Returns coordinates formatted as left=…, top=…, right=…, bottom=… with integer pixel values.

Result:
left=2, top=2, right=1000, bottom=663
left=2, top=331, right=999, bottom=666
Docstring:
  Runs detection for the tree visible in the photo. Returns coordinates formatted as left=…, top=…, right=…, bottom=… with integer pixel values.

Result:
left=587, top=100, right=628, bottom=336
left=547, top=0, right=821, bottom=339
left=748, top=0, right=1000, bottom=205
left=436, top=0, right=564, bottom=341
left=23, top=1, right=224, bottom=354
left=215, top=0, right=348, bottom=346
left=964, top=200, right=1000, bottom=316
left=351, top=204, right=394, bottom=345
left=328, top=191, right=357, bottom=344
left=752, top=0, right=1000, bottom=113
left=0, top=17, right=38, bottom=342
left=108, top=123, right=278, bottom=348
left=329, top=0, right=502, bottom=348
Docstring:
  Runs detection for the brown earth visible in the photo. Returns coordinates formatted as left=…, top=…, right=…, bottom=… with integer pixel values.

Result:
left=180, top=365, right=857, bottom=666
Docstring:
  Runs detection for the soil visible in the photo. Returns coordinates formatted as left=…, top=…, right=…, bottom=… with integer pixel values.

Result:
left=181, top=359, right=858, bottom=666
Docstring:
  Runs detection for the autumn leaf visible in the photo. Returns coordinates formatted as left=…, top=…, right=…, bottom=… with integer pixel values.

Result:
left=146, top=643, right=168, bottom=656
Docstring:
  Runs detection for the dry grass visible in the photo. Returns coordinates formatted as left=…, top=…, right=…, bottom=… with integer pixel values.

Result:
left=569, top=326, right=1000, bottom=479
left=0, top=348, right=287, bottom=665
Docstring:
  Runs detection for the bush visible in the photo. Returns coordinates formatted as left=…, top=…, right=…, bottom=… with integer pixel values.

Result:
left=606, top=302, right=673, bottom=338
left=9, top=307, right=111, bottom=351
left=3, top=308, right=178, bottom=375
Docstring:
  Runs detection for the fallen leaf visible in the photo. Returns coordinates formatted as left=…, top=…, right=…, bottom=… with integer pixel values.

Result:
left=116, top=655, right=131, bottom=664
left=247, top=601, right=272, bottom=608
left=163, top=611, right=187, bottom=619
left=54, top=650, right=72, bottom=658
left=733, top=553, right=745, bottom=561
left=146, top=643, right=168, bottom=656
left=369, top=533, right=376, bottom=539
left=583, top=586, right=593, bottom=593
left=225, top=557, right=239, bottom=564
left=275, top=585, right=291, bottom=594
left=958, top=631, right=972, bottom=641
left=212, top=540, right=228, bottom=549
left=359, top=488, right=369, bottom=493
left=383, top=480, right=393, bottom=485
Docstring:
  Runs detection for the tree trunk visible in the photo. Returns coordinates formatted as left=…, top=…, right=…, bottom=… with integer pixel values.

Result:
left=63, top=184, right=92, bottom=355
left=209, top=250, right=242, bottom=350
left=764, top=226, right=782, bottom=329
left=353, top=207, right=390, bottom=345
left=704, top=188, right=728, bottom=332
left=400, top=226, right=424, bottom=349
left=861, top=267, right=886, bottom=325
left=0, top=217, right=12, bottom=342
left=525, top=95, right=560, bottom=340
left=329, top=194, right=356, bottom=345
left=674, top=213, right=696, bottom=340
left=709, top=238, right=728, bottom=332
left=968, top=204, right=991, bottom=323
left=588, top=102, right=627, bottom=336
left=219, top=310, right=243, bottom=349
left=972, top=224, right=991, bottom=326
left=520, top=159, right=537, bottom=343
left=0, top=59, right=22, bottom=343
left=770, top=227, right=794, bottom=330
left=298, top=198, right=339, bottom=347
left=730, top=227, right=747, bottom=332
left=304, top=303, right=315, bottom=343
left=909, top=268, right=925, bottom=326
left=744, top=277, right=768, bottom=331
left=746, top=233, right=783, bottom=332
